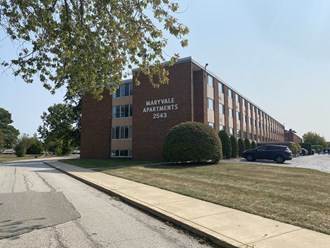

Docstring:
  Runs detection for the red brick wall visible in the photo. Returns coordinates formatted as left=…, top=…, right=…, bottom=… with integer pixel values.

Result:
left=80, top=58, right=288, bottom=159
left=193, top=69, right=205, bottom=123
left=284, top=131, right=302, bottom=144
left=80, top=93, right=112, bottom=159
left=132, top=61, right=194, bottom=160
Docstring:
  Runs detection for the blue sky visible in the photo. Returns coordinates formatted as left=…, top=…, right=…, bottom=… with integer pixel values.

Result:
left=1, top=0, right=330, bottom=140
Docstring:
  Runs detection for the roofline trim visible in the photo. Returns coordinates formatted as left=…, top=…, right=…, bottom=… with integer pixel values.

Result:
left=188, top=57, right=284, bottom=127
left=124, top=56, right=284, bottom=127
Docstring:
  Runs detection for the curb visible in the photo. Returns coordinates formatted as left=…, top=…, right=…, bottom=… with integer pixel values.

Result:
left=44, top=161, right=249, bottom=248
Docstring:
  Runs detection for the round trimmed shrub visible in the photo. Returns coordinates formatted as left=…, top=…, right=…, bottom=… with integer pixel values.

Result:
left=163, top=122, right=222, bottom=164
left=219, top=130, right=231, bottom=159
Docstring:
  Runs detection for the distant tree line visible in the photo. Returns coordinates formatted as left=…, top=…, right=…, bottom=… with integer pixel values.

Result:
left=14, top=134, right=43, bottom=157
left=302, top=132, right=327, bottom=148
left=302, top=132, right=328, bottom=153
left=0, top=107, right=44, bottom=157
left=0, top=101, right=81, bottom=158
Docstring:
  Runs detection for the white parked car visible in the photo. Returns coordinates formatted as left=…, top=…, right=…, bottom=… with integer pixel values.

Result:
left=1, top=149, right=15, bottom=154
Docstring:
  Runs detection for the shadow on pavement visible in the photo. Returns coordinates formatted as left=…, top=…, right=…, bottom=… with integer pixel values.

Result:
left=0, top=191, right=81, bottom=240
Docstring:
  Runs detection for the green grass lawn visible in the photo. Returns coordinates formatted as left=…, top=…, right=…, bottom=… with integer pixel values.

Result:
left=0, top=154, right=55, bottom=163
left=63, top=159, right=330, bottom=235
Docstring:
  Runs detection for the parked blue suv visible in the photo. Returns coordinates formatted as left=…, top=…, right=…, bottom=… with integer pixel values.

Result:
left=242, top=145, right=292, bottom=163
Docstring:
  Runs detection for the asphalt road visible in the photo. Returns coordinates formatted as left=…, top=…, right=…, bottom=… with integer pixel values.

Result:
left=0, top=161, right=213, bottom=248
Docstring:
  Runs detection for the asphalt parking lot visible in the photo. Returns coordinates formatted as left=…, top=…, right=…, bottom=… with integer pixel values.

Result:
left=238, top=154, right=330, bottom=173
left=286, top=154, right=330, bottom=173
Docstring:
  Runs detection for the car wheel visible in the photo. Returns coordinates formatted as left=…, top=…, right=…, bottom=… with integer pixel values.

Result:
left=246, top=155, right=254, bottom=161
left=275, top=156, right=284, bottom=163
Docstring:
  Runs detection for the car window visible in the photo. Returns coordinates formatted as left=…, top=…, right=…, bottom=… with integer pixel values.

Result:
left=261, top=146, right=272, bottom=150
left=257, top=146, right=266, bottom=151
left=264, top=146, right=283, bottom=151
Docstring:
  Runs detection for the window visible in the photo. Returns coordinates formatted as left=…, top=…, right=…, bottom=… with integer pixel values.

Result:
left=120, top=104, right=128, bottom=117
left=112, top=126, right=119, bottom=139
left=113, top=105, right=120, bottom=118
left=112, top=126, right=132, bottom=139
left=113, top=83, right=133, bottom=98
left=208, top=75, right=213, bottom=87
left=112, top=104, right=133, bottom=118
left=120, top=84, right=126, bottom=97
left=112, top=150, right=119, bottom=157
left=235, top=94, right=239, bottom=103
left=208, top=122, right=214, bottom=128
left=219, top=103, right=225, bottom=115
left=111, top=150, right=132, bottom=158
left=218, top=83, right=224, bottom=94
left=229, top=108, right=232, bottom=118
left=114, top=89, right=120, bottom=98
left=236, top=111, right=241, bottom=121
left=113, top=106, right=119, bottom=117
left=208, top=98, right=214, bottom=110
left=228, top=89, right=232, bottom=98
left=265, top=146, right=282, bottom=151
left=120, top=150, right=129, bottom=157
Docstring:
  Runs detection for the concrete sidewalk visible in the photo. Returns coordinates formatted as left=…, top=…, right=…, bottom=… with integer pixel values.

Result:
left=45, top=161, right=330, bottom=248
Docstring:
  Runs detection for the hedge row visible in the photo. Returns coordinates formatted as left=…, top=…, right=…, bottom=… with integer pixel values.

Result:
left=218, top=130, right=257, bottom=159
left=163, top=122, right=258, bottom=164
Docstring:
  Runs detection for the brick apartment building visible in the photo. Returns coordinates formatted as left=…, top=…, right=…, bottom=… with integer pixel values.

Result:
left=284, top=129, right=302, bottom=144
left=81, top=57, right=285, bottom=160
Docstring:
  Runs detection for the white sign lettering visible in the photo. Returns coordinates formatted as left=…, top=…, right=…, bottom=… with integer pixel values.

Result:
left=143, top=97, right=179, bottom=119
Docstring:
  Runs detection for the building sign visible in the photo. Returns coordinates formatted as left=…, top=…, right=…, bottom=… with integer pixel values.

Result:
left=143, top=97, right=178, bottom=119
